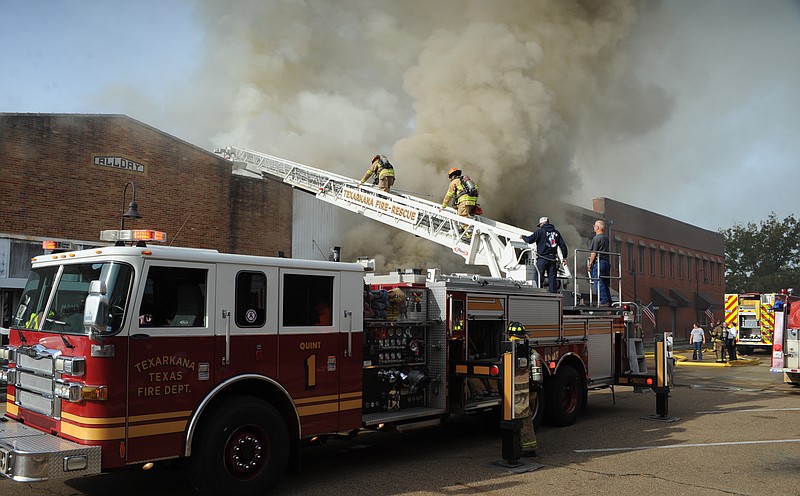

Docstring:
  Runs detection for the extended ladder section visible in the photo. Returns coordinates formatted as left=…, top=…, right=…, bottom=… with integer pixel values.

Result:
left=216, top=146, right=571, bottom=285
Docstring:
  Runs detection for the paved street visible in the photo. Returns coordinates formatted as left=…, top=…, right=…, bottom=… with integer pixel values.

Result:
left=1, top=348, right=798, bottom=496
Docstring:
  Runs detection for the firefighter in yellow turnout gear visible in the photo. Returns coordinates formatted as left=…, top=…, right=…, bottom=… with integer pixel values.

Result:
left=360, top=154, right=395, bottom=193
left=507, top=321, right=538, bottom=456
left=441, top=168, right=478, bottom=217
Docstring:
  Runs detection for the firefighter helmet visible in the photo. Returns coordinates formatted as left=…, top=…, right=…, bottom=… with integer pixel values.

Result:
left=507, top=321, right=526, bottom=336
left=372, top=154, right=381, bottom=163
left=448, top=167, right=461, bottom=178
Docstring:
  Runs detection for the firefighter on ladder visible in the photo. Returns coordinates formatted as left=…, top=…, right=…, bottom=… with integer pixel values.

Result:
left=360, top=154, right=395, bottom=193
left=440, top=167, right=480, bottom=238
left=508, top=321, right=538, bottom=456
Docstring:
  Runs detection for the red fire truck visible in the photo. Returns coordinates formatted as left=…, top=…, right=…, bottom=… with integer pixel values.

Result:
left=0, top=149, right=669, bottom=494
left=0, top=227, right=666, bottom=494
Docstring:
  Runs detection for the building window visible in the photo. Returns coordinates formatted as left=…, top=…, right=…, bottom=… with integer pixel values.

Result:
left=678, top=255, right=684, bottom=279
left=660, top=251, right=666, bottom=277
left=650, top=247, right=656, bottom=275
left=638, top=246, right=645, bottom=273
left=627, top=242, right=635, bottom=272
left=688, top=257, right=693, bottom=281
left=669, top=253, right=675, bottom=278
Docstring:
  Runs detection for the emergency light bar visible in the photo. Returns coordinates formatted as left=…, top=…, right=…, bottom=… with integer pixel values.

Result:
left=100, top=229, right=167, bottom=243
left=42, top=240, right=77, bottom=251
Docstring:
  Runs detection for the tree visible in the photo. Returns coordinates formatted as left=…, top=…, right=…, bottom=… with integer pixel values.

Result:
left=721, top=212, right=800, bottom=293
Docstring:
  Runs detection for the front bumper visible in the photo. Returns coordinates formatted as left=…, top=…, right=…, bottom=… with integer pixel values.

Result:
left=0, top=416, right=101, bottom=482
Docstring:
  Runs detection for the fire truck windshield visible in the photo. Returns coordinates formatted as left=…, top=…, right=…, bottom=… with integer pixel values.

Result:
left=14, top=262, right=134, bottom=336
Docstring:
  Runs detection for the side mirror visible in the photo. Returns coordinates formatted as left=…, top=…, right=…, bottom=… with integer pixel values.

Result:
left=84, top=280, right=109, bottom=339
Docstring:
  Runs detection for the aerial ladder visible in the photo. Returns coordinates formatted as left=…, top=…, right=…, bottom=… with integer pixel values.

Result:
left=215, top=146, right=571, bottom=286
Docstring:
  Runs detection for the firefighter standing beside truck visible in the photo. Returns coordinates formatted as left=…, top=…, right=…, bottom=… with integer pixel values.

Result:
left=507, top=321, right=538, bottom=456
left=712, top=320, right=727, bottom=362
left=360, top=154, right=395, bottom=193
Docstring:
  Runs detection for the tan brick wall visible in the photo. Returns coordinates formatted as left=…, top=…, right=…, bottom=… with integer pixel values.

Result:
left=0, top=113, right=292, bottom=256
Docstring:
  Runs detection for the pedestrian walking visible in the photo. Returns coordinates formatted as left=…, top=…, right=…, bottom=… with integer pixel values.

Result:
left=689, top=322, right=706, bottom=360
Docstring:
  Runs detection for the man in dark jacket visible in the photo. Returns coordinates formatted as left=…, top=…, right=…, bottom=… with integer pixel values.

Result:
left=521, top=216, right=568, bottom=293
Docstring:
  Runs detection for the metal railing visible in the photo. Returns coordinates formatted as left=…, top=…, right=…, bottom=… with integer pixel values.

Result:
left=571, top=248, right=622, bottom=307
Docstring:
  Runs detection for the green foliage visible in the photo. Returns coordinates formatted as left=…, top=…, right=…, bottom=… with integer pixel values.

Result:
left=721, top=212, right=800, bottom=293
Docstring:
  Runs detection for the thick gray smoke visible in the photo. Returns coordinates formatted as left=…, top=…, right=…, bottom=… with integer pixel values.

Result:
left=170, top=0, right=670, bottom=271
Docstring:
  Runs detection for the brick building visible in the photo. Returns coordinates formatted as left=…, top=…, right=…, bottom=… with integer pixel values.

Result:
left=0, top=113, right=293, bottom=328
left=567, top=198, right=725, bottom=341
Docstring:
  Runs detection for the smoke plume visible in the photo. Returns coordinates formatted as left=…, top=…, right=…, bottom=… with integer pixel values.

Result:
left=167, top=0, right=671, bottom=271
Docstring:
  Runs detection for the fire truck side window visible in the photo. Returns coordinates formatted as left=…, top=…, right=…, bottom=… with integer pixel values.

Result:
left=235, top=271, right=267, bottom=327
left=139, top=266, right=208, bottom=328
left=282, top=274, right=333, bottom=327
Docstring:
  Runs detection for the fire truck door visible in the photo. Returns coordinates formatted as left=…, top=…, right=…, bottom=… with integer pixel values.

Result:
left=277, top=269, right=345, bottom=433
left=125, top=261, right=216, bottom=464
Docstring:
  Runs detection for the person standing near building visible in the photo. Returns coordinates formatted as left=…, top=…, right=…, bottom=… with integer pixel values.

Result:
left=587, top=219, right=612, bottom=306
left=507, top=321, right=538, bottom=456
left=360, top=154, right=395, bottom=193
left=726, top=322, right=738, bottom=360
left=712, top=320, right=727, bottom=362
left=689, top=322, right=706, bottom=361
left=521, top=216, right=568, bottom=293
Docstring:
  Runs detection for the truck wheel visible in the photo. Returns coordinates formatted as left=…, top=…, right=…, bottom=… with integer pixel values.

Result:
left=189, top=396, right=289, bottom=496
left=530, top=387, right=545, bottom=428
left=545, top=366, right=583, bottom=426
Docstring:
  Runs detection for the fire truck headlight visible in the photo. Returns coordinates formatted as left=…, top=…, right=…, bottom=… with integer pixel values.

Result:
left=55, top=356, right=86, bottom=376
left=55, top=382, right=107, bottom=402
left=55, top=381, right=83, bottom=402
left=0, top=368, right=15, bottom=384
left=0, top=346, right=15, bottom=361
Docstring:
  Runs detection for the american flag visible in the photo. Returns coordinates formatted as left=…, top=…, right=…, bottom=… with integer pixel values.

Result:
left=643, top=302, right=656, bottom=327
left=705, top=307, right=714, bottom=322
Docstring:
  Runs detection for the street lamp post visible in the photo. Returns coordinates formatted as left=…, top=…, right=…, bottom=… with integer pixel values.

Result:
left=695, top=266, right=707, bottom=324
left=120, top=181, right=142, bottom=231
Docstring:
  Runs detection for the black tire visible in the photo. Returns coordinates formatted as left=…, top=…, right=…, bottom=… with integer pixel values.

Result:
left=544, top=366, right=583, bottom=427
left=189, top=396, right=289, bottom=496
left=530, top=386, right=545, bottom=428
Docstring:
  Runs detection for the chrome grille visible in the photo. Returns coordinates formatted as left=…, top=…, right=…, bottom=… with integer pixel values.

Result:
left=16, top=389, right=55, bottom=417
left=17, top=353, right=55, bottom=376
left=18, top=371, right=54, bottom=396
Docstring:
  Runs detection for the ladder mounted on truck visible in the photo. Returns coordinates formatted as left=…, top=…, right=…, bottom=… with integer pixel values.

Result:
left=215, top=146, right=571, bottom=286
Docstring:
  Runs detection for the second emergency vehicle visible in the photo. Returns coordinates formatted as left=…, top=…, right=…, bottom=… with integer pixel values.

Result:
left=725, top=292, right=780, bottom=352
left=770, top=289, right=800, bottom=386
